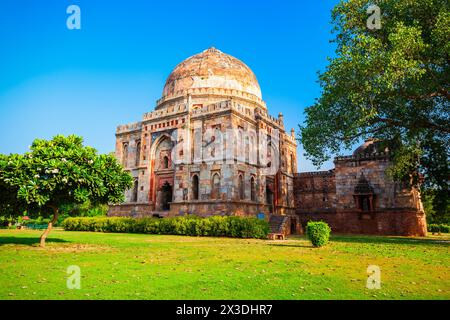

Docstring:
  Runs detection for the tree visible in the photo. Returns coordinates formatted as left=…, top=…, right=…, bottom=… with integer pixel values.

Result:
left=422, top=188, right=450, bottom=224
left=300, top=0, right=449, bottom=214
left=0, top=154, right=25, bottom=217
left=0, top=135, right=133, bottom=247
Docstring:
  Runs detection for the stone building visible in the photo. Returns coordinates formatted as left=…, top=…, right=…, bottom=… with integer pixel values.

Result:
left=295, top=139, right=427, bottom=236
left=109, top=47, right=426, bottom=236
left=109, top=48, right=297, bottom=218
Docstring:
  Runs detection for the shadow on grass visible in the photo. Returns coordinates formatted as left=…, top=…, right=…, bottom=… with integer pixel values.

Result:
left=268, top=243, right=312, bottom=249
left=263, top=235, right=312, bottom=248
left=275, top=234, right=449, bottom=247
left=0, top=237, right=70, bottom=246
left=330, top=234, right=450, bottom=246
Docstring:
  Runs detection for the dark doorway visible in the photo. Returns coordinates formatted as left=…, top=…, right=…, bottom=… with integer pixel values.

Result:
left=192, top=175, right=199, bottom=200
left=356, top=195, right=374, bottom=212
left=266, top=183, right=274, bottom=213
left=238, top=174, right=244, bottom=200
left=132, top=178, right=138, bottom=202
left=161, top=182, right=172, bottom=211
left=290, top=217, right=297, bottom=234
left=250, top=177, right=256, bottom=202
left=163, top=156, right=169, bottom=169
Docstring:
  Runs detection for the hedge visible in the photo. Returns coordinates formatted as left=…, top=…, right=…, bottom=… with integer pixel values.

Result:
left=306, top=221, right=331, bottom=247
left=62, top=215, right=270, bottom=239
left=428, top=224, right=450, bottom=234
left=23, top=218, right=51, bottom=226
left=0, top=216, right=51, bottom=229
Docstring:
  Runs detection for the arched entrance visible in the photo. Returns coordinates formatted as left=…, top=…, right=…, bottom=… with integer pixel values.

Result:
left=160, top=181, right=173, bottom=211
left=149, top=134, right=175, bottom=211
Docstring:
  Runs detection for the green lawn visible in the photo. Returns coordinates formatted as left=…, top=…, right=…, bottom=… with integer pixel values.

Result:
left=0, top=229, right=449, bottom=300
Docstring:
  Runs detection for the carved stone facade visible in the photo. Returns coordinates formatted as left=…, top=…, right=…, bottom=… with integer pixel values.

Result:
left=109, top=48, right=426, bottom=236
left=295, top=139, right=427, bottom=236
left=109, top=48, right=297, bottom=218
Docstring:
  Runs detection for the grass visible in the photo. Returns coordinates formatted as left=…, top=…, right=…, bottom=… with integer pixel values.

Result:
left=0, top=229, right=449, bottom=300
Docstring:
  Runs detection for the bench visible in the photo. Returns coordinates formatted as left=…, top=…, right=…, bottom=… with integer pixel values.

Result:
left=268, top=233, right=285, bottom=240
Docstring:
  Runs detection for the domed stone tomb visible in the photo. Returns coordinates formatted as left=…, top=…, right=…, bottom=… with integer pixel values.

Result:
left=110, top=48, right=426, bottom=237
left=111, top=47, right=298, bottom=218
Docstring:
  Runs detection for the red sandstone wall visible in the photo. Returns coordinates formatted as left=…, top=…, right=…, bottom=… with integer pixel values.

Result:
left=297, top=210, right=427, bottom=236
left=108, top=203, right=155, bottom=217
left=293, top=157, right=427, bottom=236
left=294, top=171, right=336, bottom=212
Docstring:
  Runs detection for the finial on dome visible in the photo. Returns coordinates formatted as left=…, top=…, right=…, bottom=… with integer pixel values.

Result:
left=205, top=46, right=220, bottom=53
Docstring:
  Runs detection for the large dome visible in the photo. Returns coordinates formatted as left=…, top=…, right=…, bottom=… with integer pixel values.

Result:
left=162, top=47, right=262, bottom=99
left=353, top=138, right=389, bottom=156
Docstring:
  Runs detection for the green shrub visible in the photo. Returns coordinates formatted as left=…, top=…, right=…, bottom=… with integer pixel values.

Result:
left=428, top=223, right=450, bottom=233
left=428, top=224, right=439, bottom=233
left=56, top=213, right=71, bottom=226
left=62, top=215, right=269, bottom=239
left=22, top=217, right=51, bottom=226
left=306, top=221, right=331, bottom=247
left=0, top=216, right=14, bottom=228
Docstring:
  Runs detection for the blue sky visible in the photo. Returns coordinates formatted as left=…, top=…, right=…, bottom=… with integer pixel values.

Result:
left=0, top=0, right=341, bottom=172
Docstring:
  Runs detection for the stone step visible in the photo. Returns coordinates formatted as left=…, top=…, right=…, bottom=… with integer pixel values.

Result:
left=268, top=215, right=290, bottom=234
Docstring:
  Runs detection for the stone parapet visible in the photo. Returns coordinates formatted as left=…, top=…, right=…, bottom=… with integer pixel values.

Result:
left=295, top=170, right=335, bottom=177
left=190, top=100, right=233, bottom=117
left=116, top=122, right=142, bottom=135
left=334, top=152, right=390, bottom=163
left=143, top=103, right=188, bottom=121
left=156, top=87, right=267, bottom=109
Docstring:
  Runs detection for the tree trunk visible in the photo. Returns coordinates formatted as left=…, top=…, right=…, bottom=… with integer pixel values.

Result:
left=40, top=207, right=59, bottom=248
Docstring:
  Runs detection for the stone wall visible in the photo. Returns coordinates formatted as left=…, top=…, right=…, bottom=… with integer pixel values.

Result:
left=108, top=203, right=154, bottom=217
left=169, top=201, right=274, bottom=217
left=334, top=153, right=423, bottom=212
left=294, top=170, right=336, bottom=212
left=297, top=210, right=427, bottom=236
left=293, top=153, right=427, bottom=236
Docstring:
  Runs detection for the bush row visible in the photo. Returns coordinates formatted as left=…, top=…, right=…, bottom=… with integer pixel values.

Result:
left=428, top=223, right=450, bottom=233
left=23, top=218, right=51, bottom=226
left=62, top=215, right=270, bottom=239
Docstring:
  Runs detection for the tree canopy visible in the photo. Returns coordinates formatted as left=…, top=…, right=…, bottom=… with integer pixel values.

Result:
left=0, top=135, right=133, bottom=246
left=300, top=0, right=449, bottom=217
